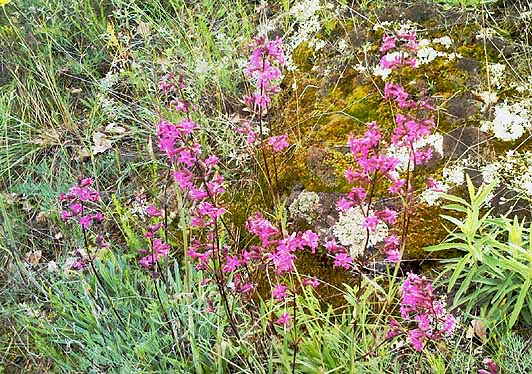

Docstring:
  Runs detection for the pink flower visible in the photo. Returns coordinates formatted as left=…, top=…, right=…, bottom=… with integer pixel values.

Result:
left=61, top=210, right=71, bottom=221
left=386, top=249, right=401, bottom=263
left=268, top=246, right=296, bottom=274
left=377, top=208, right=397, bottom=225
left=71, top=258, right=85, bottom=270
left=415, top=314, right=431, bottom=331
left=348, top=186, right=367, bottom=204
left=386, top=319, right=401, bottom=339
left=272, top=284, right=287, bottom=302
left=139, top=239, right=170, bottom=269
left=337, top=198, right=354, bottom=212
left=246, top=212, right=279, bottom=247
left=173, top=169, right=193, bottom=190
left=177, top=149, right=195, bottom=167
left=303, top=277, right=319, bottom=288
left=189, top=188, right=208, bottom=201
left=408, top=329, right=425, bottom=352
left=388, top=178, right=406, bottom=194
left=478, top=359, right=498, bottom=374
left=442, top=314, right=456, bottom=335
left=205, top=155, right=219, bottom=167
left=413, top=148, right=433, bottom=165
left=363, top=215, right=379, bottom=233
left=380, top=35, right=396, bottom=53
left=69, top=203, right=82, bottom=215
left=178, top=118, right=198, bottom=134
left=301, top=230, right=319, bottom=253
left=223, top=255, right=241, bottom=273
left=146, top=204, right=162, bottom=217
left=275, top=312, right=291, bottom=328
left=267, top=134, right=289, bottom=152
left=334, top=252, right=353, bottom=269
left=253, top=93, right=271, bottom=108
left=324, top=239, right=343, bottom=254
left=236, top=122, right=258, bottom=144
left=79, top=215, right=92, bottom=229
left=426, top=177, right=444, bottom=192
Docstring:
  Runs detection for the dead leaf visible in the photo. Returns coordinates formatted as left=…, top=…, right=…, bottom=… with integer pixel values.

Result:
left=104, top=122, right=127, bottom=134
left=25, top=250, right=42, bottom=265
left=32, top=128, right=61, bottom=146
left=137, top=21, right=152, bottom=37
left=466, top=319, right=487, bottom=341
left=36, top=211, right=49, bottom=222
left=92, top=131, right=112, bottom=154
left=77, top=147, right=90, bottom=161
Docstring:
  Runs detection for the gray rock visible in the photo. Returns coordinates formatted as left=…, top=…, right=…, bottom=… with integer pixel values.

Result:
left=442, top=126, right=491, bottom=161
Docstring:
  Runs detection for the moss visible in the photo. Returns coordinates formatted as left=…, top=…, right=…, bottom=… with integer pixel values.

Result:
left=291, top=42, right=315, bottom=72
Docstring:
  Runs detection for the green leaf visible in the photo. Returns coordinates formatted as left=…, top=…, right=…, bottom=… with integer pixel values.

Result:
left=442, top=203, right=468, bottom=213
left=508, top=275, right=532, bottom=328
left=448, top=254, right=472, bottom=292
left=425, top=242, right=469, bottom=252
left=440, top=214, right=465, bottom=229
left=440, top=194, right=470, bottom=207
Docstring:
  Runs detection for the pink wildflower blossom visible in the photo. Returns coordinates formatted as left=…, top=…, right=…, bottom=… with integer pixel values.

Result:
left=275, top=312, right=291, bottom=328
left=267, top=134, right=289, bottom=152
left=363, top=215, right=379, bottom=233
left=334, top=253, right=353, bottom=270
left=272, top=284, right=287, bottom=302
left=303, top=277, right=319, bottom=288
left=146, top=204, right=162, bottom=217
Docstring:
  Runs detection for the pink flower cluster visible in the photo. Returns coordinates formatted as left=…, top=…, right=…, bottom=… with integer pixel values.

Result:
left=338, top=122, right=402, bottom=262
left=60, top=177, right=110, bottom=270
left=379, top=31, right=418, bottom=70
left=245, top=212, right=320, bottom=275
left=244, top=35, right=285, bottom=109
left=387, top=273, right=456, bottom=351
left=156, top=75, right=226, bottom=231
left=239, top=35, right=289, bottom=149
left=60, top=177, right=103, bottom=229
left=336, top=29, right=438, bottom=263
left=479, top=359, right=498, bottom=374
left=322, top=239, right=352, bottom=270
left=138, top=205, right=170, bottom=269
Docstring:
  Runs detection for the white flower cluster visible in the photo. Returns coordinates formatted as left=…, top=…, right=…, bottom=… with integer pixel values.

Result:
left=289, top=191, right=320, bottom=224
left=502, top=151, right=532, bottom=196
left=480, top=100, right=531, bottom=141
left=515, top=165, right=532, bottom=196
left=332, top=206, right=388, bottom=258
left=416, top=37, right=459, bottom=65
left=420, top=183, right=449, bottom=206
left=284, top=0, right=323, bottom=71
left=488, top=63, right=506, bottom=89
left=443, top=159, right=468, bottom=185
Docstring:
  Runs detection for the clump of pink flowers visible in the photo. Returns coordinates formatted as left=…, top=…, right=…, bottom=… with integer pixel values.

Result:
left=60, top=177, right=109, bottom=270
left=379, top=30, right=418, bottom=70
left=138, top=204, right=170, bottom=270
left=387, top=273, right=456, bottom=351
left=244, top=35, right=285, bottom=110
left=334, top=28, right=436, bottom=264
left=240, top=35, right=289, bottom=154
left=60, top=177, right=103, bottom=229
